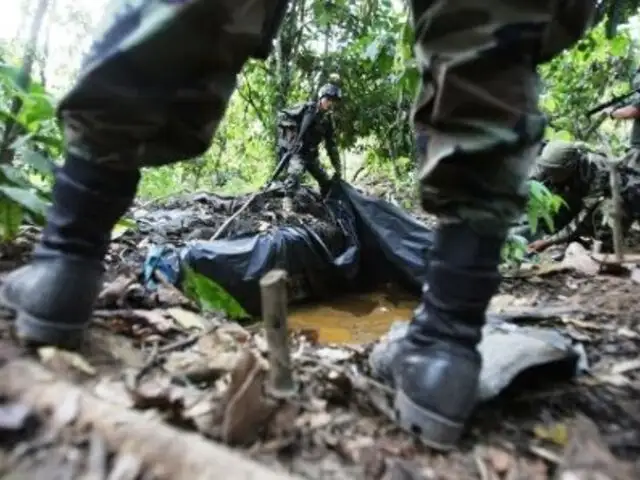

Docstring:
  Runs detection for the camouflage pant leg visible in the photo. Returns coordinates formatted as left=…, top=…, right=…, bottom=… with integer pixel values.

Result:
left=622, top=148, right=640, bottom=171
left=408, top=0, right=594, bottom=236
left=284, top=154, right=305, bottom=197
left=415, top=131, right=428, bottom=159
left=58, top=0, right=289, bottom=170
left=305, top=156, right=331, bottom=194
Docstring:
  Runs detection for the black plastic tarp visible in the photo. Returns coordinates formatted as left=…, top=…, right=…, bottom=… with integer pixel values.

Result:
left=144, top=180, right=433, bottom=316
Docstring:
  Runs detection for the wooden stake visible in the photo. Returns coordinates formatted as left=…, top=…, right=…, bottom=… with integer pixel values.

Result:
left=596, top=132, right=625, bottom=262
left=259, top=270, right=295, bottom=397
left=608, top=162, right=624, bottom=262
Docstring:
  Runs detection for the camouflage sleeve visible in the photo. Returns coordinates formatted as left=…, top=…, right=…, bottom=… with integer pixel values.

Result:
left=545, top=154, right=608, bottom=245
left=57, top=0, right=290, bottom=170
left=324, top=116, right=341, bottom=175
left=544, top=196, right=603, bottom=245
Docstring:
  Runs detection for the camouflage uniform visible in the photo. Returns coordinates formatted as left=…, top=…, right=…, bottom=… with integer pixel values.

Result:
left=276, top=100, right=341, bottom=198
left=0, top=0, right=595, bottom=453
left=532, top=140, right=633, bottom=251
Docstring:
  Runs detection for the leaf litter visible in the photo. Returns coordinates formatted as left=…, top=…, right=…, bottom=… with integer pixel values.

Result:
left=0, top=203, right=639, bottom=479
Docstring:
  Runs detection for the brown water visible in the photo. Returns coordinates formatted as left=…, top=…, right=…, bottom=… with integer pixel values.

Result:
left=288, top=286, right=417, bottom=344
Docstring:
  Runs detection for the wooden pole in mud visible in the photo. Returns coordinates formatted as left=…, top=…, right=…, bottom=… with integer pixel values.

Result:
left=260, top=269, right=295, bottom=397
left=595, top=132, right=625, bottom=262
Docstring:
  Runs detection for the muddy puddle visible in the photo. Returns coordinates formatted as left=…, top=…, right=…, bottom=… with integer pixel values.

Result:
left=288, top=286, right=418, bottom=344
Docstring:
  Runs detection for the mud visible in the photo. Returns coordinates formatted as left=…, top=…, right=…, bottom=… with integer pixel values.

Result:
left=288, top=285, right=416, bottom=344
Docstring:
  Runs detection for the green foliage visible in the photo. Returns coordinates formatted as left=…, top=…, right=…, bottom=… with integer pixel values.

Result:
left=0, top=60, right=60, bottom=241
left=501, top=180, right=566, bottom=265
left=502, top=234, right=528, bottom=267
left=181, top=265, right=249, bottom=320
left=526, top=180, right=566, bottom=234
left=539, top=22, right=634, bottom=148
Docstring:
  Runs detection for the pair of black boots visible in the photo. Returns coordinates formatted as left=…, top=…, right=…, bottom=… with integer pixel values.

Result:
left=1, top=156, right=504, bottom=450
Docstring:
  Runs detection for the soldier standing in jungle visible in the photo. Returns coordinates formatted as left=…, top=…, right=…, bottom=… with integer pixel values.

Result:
left=605, top=67, right=640, bottom=170
left=0, top=0, right=595, bottom=452
left=277, top=83, right=342, bottom=212
left=527, top=140, right=637, bottom=253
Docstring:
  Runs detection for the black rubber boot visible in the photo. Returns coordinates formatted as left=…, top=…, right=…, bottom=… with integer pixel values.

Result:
left=369, top=223, right=504, bottom=450
left=0, top=156, right=139, bottom=349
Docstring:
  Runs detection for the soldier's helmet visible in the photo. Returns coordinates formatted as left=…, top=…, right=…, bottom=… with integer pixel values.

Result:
left=533, top=140, right=581, bottom=181
left=318, top=83, right=342, bottom=100
left=538, top=140, right=581, bottom=169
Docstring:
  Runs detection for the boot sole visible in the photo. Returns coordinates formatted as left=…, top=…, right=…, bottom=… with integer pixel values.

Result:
left=0, top=289, right=86, bottom=350
left=394, top=389, right=464, bottom=451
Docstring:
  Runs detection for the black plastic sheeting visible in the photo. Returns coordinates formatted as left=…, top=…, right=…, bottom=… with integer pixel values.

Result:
left=144, top=180, right=433, bottom=316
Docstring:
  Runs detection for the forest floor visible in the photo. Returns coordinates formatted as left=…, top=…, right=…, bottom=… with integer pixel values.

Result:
left=0, top=185, right=639, bottom=480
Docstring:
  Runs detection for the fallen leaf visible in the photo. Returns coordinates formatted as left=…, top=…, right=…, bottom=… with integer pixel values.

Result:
left=51, top=390, right=81, bottom=430
left=219, top=350, right=276, bottom=445
left=533, top=422, right=569, bottom=446
left=595, top=374, right=631, bottom=387
left=338, top=436, right=376, bottom=462
left=558, top=415, right=635, bottom=480
left=0, top=402, right=32, bottom=430
left=93, top=378, right=135, bottom=407
left=617, top=327, right=640, bottom=339
left=315, top=347, right=354, bottom=363
left=560, top=243, right=601, bottom=276
left=85, top=431, right=108, bottom=479
left=167, top=307, right=208, bottom=331
left=382, top=459, right=429, bottom=480
left=98, top=274, right=136, bottom=307
left=38, top=347, right=96, bottom=376
left=197, top=324, right=249, bottom=356
left=486, top=446, right=513, bottom=474
left=294, top=411, right=333, bottom=430
left=132, top=309, right=175, bottom=333
left=155, top=282, right=192, bottom=307
left=611, top=359, right=640, bottom=375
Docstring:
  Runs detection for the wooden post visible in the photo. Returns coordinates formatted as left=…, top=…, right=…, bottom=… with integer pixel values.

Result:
left=608, top=162, right=624, bottom=262
left=596, top=132, right=625, bottom=262
left=259, top=269, right=295, bottom=397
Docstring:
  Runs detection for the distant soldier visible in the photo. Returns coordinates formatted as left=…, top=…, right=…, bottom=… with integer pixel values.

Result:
left=276, top=83, right=342, bottom=212
left=528, top=140, right=636, bottom=252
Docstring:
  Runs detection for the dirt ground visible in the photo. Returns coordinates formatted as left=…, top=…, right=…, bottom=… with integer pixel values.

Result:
left=0, top=190, right=639, bottom=480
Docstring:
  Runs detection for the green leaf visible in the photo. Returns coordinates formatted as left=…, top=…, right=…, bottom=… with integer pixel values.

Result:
left=0, top=196, right=24, bottom=242
left=0, top=185, right=49, bottom=220
left=181, top=265, right=248, bottom=319
left=0, top=165, right=33, bottom=189
left=111, top=218, right=137, bottom=240
left=609, top=35, right=628, bottom=57
left=20, top=149, right=55, bottom=175
left=551, top=130, right=573, bottom=141
left=364, top=39, right=380, bottom=61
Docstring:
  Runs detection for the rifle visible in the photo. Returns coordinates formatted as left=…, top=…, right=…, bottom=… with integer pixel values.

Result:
left=586, top=87, right=640, bottom=117
left=209, top=107, right=318, bottom=241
